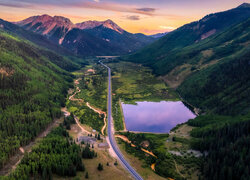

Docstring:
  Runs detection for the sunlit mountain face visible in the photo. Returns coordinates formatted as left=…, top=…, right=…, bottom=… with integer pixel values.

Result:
left=15, top=15, right=125, bottom=44
left=15, top=14, right=155, bottom=56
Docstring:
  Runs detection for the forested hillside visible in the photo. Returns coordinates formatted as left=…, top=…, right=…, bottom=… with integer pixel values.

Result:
left=178, top=19, right=250, bottom=179
left=176, top=18, right=250, bottom=115
left=125, top=10, right=250, bottom=115
left=187, top=114, right=250, bottom=180
left=6, top=125, right=85, bottom=179
left=124, top=4, right=250, bottom=75
left=0, top=30, right=77, bottom=169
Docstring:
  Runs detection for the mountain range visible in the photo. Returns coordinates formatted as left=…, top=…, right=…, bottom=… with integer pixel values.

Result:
left=16, top=15, right=155, bottom=56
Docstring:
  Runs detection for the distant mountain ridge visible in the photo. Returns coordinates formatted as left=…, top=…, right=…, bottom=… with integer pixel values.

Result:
left=16, top=15, right=155, bottom=56
left=16, top=15, right=125, bottom=43
left=149, top=32, right=169, bottom=39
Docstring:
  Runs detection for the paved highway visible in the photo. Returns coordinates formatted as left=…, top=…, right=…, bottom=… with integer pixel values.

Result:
left=99, top=61, right=143, bottom=180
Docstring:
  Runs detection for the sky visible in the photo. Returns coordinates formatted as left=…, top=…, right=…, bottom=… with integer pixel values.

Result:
left=0, top=0, right=249, bottom=34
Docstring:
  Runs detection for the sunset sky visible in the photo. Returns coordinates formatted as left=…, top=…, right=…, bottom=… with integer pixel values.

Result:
left=0, top=0, right=248, bottom=34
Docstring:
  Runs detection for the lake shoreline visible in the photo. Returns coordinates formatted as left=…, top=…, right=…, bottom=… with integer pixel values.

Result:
left=121, top=100, right=196, bottom=134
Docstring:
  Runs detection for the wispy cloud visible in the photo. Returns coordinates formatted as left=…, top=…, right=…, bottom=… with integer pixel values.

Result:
left=0, top=1, right=34, bottom=8
left=69, top=2, right=158, bottom=16
left=136, top=8, right=155, bottom=13
left=126, top=15, right=140, bottom=21
left=140, top=26, right=176, bottom=35
left=0, top=1, right=159, bottom=16
left=160, top=26, right=176, bottom=30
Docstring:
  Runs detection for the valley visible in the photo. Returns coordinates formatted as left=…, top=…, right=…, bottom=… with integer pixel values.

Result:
left=0, top=2, right=249, bottom=180
left=62, top=58, right=203, bottom=180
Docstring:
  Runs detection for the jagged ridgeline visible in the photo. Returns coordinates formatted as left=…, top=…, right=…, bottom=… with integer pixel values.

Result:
left=15, top=15, right=155, bottom=56
left=0, top=25, right=79, bottom=169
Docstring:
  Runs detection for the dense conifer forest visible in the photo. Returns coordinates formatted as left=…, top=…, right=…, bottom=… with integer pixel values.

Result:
left=187, top=114, right=250, bottom=180
left=5, top=125, right=85, bottom=179
left=0, top=31, right=77, bottom=169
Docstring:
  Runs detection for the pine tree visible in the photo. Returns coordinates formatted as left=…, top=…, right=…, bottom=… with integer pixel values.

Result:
left=85, top=172, right=89, bottom=179
left=97, top=163, right=103, bottom=171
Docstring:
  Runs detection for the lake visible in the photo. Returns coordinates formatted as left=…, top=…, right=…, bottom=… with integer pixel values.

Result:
left=122, top=101, right=196, bottom=133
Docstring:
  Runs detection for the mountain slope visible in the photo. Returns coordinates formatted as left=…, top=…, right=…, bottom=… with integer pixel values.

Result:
left=149, top=32, right=169, bottom=39
left=176, top=19, right=250, bottom=115
left=16, top=15, right=155, bottom=56
left=0, top=18, right=75, bottom=57
left=124, top=3, right=250, bottom=75
left=80, top=26, right=154, bottom=54
left=122, top=4, right=250, bottom=115
left=16, top=14, right=75, bottom=44
left=61, top=28, right=118, bottom=56
left=0, top=27, right=77, bottom=169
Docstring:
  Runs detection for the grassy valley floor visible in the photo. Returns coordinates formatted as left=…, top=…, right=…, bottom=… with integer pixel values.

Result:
left=62, top=58, right=203, bottom=180
left=102, top=60, right=202, bottom=180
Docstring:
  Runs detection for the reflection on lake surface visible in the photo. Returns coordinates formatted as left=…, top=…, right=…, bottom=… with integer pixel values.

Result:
left=122, top=101, right=196, bottom=133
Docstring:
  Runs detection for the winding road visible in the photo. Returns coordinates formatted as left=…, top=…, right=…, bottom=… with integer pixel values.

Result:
left=99, top=61, right=143, bottom=180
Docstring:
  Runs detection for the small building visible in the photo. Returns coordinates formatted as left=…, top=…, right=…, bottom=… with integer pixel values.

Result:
left=78, top=136, right=96, bottom=144
left=98, top=143, right=110, bottom=149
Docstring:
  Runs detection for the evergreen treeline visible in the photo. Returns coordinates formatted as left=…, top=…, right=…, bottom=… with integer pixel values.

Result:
left=82, top=144, right=97, bottom=159
left=5, top=125, right=85, bottom=180
left=188, top=114, right=250, bottom=180
left=0, top=31, right=76, bottom=168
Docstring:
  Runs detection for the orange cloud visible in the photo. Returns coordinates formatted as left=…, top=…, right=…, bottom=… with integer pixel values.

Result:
left=0, top=1, right=181, bottom=18
left=69, top=2, right=157, bottom=16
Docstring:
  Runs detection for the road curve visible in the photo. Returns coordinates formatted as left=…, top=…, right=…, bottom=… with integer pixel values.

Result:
left=99, top=61, right=143, bottom=180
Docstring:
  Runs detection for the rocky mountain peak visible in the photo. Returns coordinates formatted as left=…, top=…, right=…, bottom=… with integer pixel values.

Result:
left=102, top=19, right=124, bottom=33
left=76, top=19, right=124, bottom=34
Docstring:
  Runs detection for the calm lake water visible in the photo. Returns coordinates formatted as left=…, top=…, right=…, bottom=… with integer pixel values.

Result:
left=122, top=101, right=196, bottom=133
